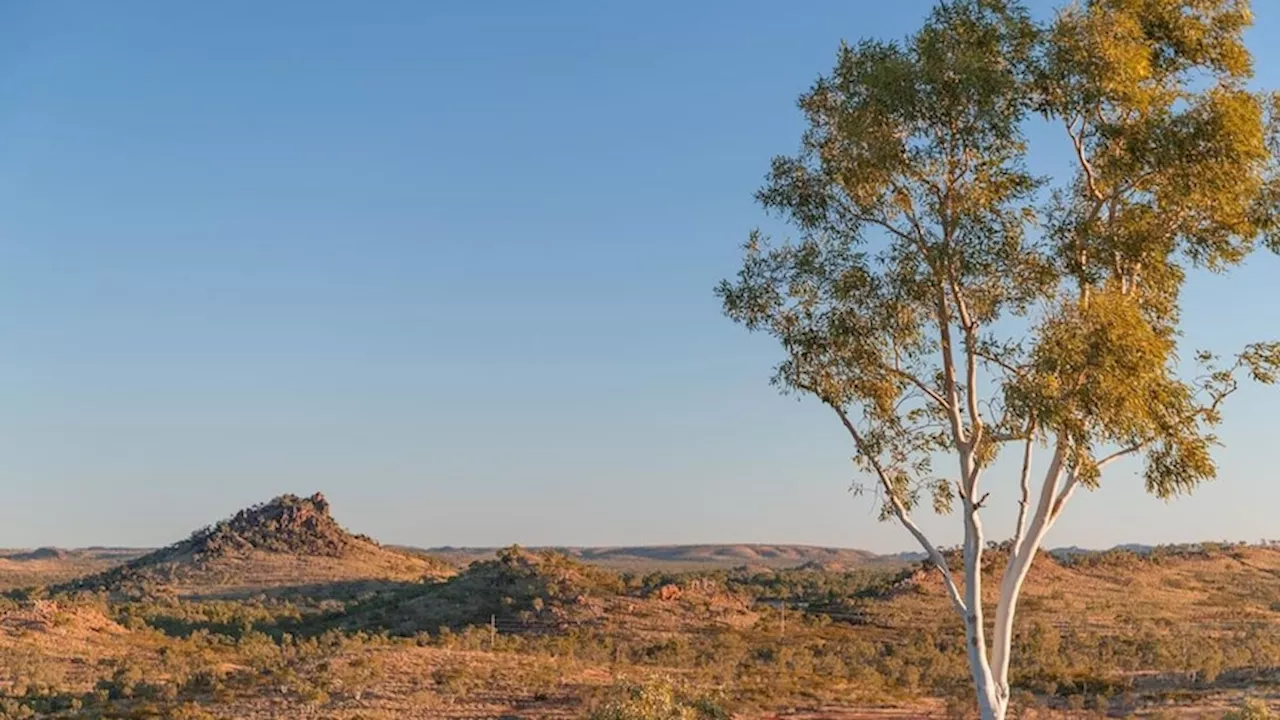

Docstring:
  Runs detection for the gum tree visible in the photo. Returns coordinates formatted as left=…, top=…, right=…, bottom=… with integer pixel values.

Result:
left=717, top=1, right=1280, bottom=717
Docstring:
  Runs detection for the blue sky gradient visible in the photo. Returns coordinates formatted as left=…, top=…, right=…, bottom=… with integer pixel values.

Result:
left=2, top=1, right=1278, bottom=552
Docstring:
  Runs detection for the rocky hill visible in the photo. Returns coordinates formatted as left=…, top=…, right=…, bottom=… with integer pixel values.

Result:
left=54, top=493, right=452, bottom=599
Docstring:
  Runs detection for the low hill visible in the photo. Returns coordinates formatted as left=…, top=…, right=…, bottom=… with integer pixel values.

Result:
left=328, top=546, right=758, bottom=637
left=53, top=493, right=452, bottom=599
left=7, top=547, right=67, bottom=562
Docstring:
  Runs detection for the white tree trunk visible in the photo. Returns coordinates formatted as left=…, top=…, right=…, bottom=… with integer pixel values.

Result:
left=962, top=499, right=1005, bottom=720
left=964, top=586, right=1006, bottom=720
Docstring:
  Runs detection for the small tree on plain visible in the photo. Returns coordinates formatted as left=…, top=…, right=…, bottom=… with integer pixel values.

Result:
left=717, top=1, right=1280, bottom=718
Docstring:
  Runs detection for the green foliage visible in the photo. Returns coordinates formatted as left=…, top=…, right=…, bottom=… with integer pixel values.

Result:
left=1224, top=699, right=1277, bottom=720
left=636, top=564, right=900, bottom=606
left=589, top=678, right=726, bottom=720
left=322, top=545, right=626, bottom=636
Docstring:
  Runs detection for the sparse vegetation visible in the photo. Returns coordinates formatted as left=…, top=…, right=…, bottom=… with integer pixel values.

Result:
left=588, top=678, right=728, bottom=720
left=1225, top=698, right=1277, bottom=720
left=2, top=496, right=1279, bottom=718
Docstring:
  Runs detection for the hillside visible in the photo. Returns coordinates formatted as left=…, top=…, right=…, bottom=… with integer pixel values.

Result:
left=328, top=545, right=758, bottom=637
left=52, top=493, right=451, bottom=599
left=852, top=543, right=1280, bottom=635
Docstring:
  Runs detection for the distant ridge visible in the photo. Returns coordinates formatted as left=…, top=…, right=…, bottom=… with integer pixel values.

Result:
left=9, top=536, right=1255, bottom=584
left=409, top=541, right=1251, bottom=571
left=1048, top=543, right=1156, bottom=559
left=414, top=543, right=890, bottom=570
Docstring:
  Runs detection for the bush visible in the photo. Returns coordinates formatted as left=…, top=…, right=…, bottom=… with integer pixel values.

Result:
left=1224, top=698, right=1276, bottom=720
left=95, top=662, right=146, bottom=700
left=589, top=678, right=724, bottom=720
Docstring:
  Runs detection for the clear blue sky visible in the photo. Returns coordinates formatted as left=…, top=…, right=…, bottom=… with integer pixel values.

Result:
left=2, top=1, right=1278, bottom=553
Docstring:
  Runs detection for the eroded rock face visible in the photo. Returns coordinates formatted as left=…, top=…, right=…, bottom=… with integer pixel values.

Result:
left=656, top=583, right=683, bottom=602
left=191, top=492, right=362, bottom=558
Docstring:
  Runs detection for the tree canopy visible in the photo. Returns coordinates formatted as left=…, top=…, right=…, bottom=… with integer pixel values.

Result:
left=720, top=0, right=1279, bottom=515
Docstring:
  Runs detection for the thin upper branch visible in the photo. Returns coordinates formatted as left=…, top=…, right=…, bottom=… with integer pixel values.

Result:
left=882, top=363, right=949, bottom=409
left=972, top=346, right=1028, bottom=379
left=851, top=212, right=924, bottom=250
left=949, top=279, right=985, bottom=470
left=935, top=292, right=968, bottom=452
left=856, top=185, right=965, bottom=447
left=1011, top=438, right=1067, bottom=564
left=1069, top=116, right=1104, bottom=203
left=985, top=430, right=1032, bottom=443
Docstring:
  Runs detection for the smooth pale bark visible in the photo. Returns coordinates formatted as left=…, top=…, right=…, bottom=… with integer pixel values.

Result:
left=988, top=442, right=1067, bottom=715
left=963, top=498, right=1003, bottom=719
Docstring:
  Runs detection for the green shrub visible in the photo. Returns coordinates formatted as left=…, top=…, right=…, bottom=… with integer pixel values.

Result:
left=589, top=678, right=724, bottom=720
left=1224, top=698, right=1276, bottom=720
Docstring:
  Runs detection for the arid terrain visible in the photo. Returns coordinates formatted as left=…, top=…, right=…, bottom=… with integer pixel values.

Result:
left=0, top=494, right=1277, bottom=719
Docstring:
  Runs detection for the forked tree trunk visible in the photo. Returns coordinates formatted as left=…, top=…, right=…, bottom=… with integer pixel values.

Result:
left=957, top=521, right=1052, bottom=719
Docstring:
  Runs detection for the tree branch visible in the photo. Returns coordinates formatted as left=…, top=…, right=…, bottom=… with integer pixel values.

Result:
left=1010, top=424, right=1036, bottom=553
left=973, top=346, right=1028, bottom=380
left=1096, top=443, right=1144, bottom=472
left=826, top=400, right=968, bottom=617
left=1011, top=438, right=1066, bottom=566
left=882, top=363, right=949, bottom=409
left=1069, top=117, right=1104, bottom=203
left=1047, top=443, right=1144, bottom=522
left=949, top=278, right=984, bottom=480
left=1049, top=473, right=1078, bottom=524
left=936, top=292, right=968, bottom=452
left=856, top=187, right=966, bottom=449
left=990, top=438, right=1067, bottom=697
left=985, top=430, right=1031, bottom=443
left=851, top=212, right=924, bottom=250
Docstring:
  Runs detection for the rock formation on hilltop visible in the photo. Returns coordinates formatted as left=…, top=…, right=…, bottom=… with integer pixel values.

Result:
left=182, top=492, right=370, bottom=559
